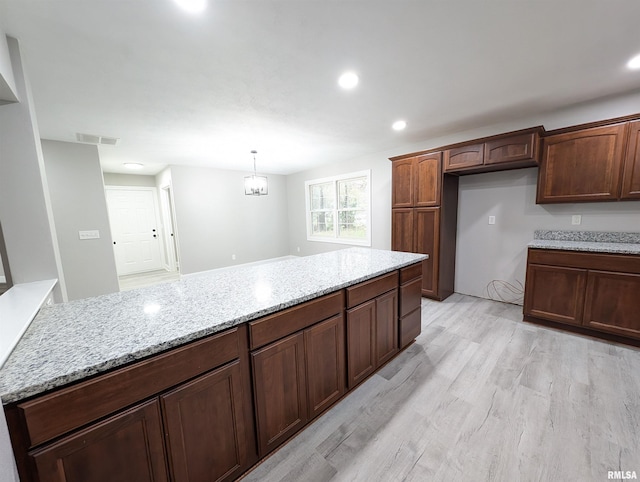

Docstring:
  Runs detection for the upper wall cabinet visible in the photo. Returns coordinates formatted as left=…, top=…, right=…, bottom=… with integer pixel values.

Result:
left=536, top=122, right=628, bottom=203
left=391, top=152, right=442, bottom=208
left=443, top=127, right=542, bottom=175
left=621, top=119, right=640, bottom=199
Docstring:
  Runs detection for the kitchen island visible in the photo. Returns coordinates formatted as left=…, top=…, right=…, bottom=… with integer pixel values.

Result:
left=1, top=247, right=425, bottom=482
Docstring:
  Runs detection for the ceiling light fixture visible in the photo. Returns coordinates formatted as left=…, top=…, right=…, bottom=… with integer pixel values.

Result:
left=392, top=120, right=407, bottom=131
left=338, top=71, right=359, bottom=90
left=244, top=150, right=268, bottom=196
left=124, top=162, right=144, bottom=170
left=627, top=53, right=640, bottom=70
left=173, top=0, right=207, bottom=14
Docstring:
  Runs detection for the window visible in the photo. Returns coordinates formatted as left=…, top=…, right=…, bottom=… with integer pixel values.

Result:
left=305, top=170, right=371, bottom=246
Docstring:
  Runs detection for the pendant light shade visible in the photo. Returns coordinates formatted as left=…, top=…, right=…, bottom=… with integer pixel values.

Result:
left=244, top=150, right=268, bottom=196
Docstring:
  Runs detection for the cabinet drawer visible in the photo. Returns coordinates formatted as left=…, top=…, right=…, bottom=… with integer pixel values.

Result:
left=399, top=307, right=421, bottom=349
left=346, top=272, right=398, bottom=309
left=399, top=263, right=422, bottom=284
left=528, top=248, right=640, bottom=274
left=399, top=277, right=422, bottom=317
left=249, top=291, right=344, bottom=350
left=18, top=327, right=241, bottom=448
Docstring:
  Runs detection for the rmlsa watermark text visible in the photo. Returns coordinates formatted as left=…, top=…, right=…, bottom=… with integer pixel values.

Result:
left=608, top=471, right=637, bottom=480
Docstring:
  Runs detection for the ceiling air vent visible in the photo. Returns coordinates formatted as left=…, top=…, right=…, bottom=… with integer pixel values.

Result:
left=76, top=133, right=120, bottom=146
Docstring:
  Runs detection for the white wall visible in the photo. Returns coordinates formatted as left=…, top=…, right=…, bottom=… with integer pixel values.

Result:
left=170, top=165, right=289, bottom=274
left=0, top=31, right=18, bottom=104
left=0, top=37, right=65, bottom=301
left=42, top=140, right=120, bottom=301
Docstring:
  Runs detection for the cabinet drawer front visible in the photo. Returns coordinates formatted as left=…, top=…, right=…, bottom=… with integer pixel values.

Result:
left=443, top=143, right=484, bottom=172
left=346, top=272, right=398, bottom=309
left=19, top=328, right=240, bottom=448
left=399, top=262, right=422, bottom=285
left=523, top=264, right=587, bottom=325
left=528, top=248, right=640, bottom=274
left=584, top=270, right=640, bottom=339
left=31, top=399, right=168, bottom=482
left=484, top=132, right=537, bottom=165
left=249, top=291, right=344, bottom=349
left=399, top=277, right=422, bottom=317
left=399, top=307, right=421, bottom=349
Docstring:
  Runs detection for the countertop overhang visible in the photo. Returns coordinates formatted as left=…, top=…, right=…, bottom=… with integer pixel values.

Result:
left=0, top=248, right=425, bottom=405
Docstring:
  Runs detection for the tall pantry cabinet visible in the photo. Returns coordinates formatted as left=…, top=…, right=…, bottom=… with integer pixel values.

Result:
left=390, top=152, right=459, bottom=300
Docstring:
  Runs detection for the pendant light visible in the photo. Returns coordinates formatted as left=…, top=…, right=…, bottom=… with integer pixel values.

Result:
left=244, top=150, right=268, bottom=196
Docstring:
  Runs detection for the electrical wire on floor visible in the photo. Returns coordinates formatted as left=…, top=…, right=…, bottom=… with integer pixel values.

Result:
left=485, top=279, right=524, bottom=305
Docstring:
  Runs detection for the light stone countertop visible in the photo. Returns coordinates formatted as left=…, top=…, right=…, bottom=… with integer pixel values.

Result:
left=0, top=248, right=425, bottom=405
left=528, top=230, right=640, bottom=255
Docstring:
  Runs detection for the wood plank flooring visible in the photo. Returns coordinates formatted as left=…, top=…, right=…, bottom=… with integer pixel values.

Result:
left=241, top=293, right=640, bottom=482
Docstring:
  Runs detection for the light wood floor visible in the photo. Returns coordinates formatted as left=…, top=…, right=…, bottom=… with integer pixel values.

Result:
left=118, top=269, right=181, bottom=291
left=242, top=293, right=640, bottom=482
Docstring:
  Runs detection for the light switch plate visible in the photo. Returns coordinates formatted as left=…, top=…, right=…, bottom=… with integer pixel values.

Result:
left=79, top=230, right=100, bottom=240
left=488, top=216, right=496, bottom=225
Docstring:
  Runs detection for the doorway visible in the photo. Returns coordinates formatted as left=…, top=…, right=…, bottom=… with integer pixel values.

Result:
left=105, top=187, right=164, bottom=276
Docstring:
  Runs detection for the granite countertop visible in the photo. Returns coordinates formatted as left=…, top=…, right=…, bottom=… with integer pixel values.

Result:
left=528, top=230, right=640, bottom=255
left=0, top=248, right=425, bottom=405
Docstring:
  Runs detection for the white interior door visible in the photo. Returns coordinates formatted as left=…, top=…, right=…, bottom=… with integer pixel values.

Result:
left=106, top=187, right=163, bottom=276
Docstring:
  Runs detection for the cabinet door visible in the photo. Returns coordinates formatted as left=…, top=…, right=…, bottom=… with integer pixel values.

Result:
left=252, top=332, right=307, bottom=456
left=346, top=300, right=376, bottom=389
left=537, top=123, right=627, bottom=203
left=583, top=270, right=640, bottom=339
left=415, top=208, right=440, bottom=299
left=32, top=400, right=168, bottom=482
left=391, top=158, right=415, bottom=207
left=523, top=264, right=587, bottom=325
left=304, top=315, right=346, bottom=420
left=161, top=361, right=249, bottom=482
left=391, top=208, right=414, bottom=252
left=621, top=119, right=640, bottom=199
left=414, top=153, right=442, bottom=206
left=375, top=289, right=399, bottom=366
left=484, top=132, right=538, bottom=165
left=443, top=143, right=484, bottom=172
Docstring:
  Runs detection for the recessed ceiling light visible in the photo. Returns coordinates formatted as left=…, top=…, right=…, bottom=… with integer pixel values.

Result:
left=338, top=71, right=359, bottom=90
left=124, top=163, right=144, bottom=170
left=173, top=0, right=207, bottom=14
left=627, top=53, right=640, bottom=70
left=392, top=120, right=407, bottom=131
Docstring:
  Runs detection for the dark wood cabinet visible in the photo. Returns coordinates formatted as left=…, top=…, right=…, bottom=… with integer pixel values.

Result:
left=537, top=123, right=627, bottom=203
left=415, top=208, right=440, bottom=299
left=415, top=153, right=442, bottom=206
left=399, top=264, right=422, bottom=349
left=444, top=143, right=484, bottom=171
left=584, top=270, right=640, bottom=339
left=374, top=289, right=399, bottom=366
left=346, top=300, right=377, bottom=389
left=251, top=332, right=308, bottom=456
left=391, top=153, right=442, bottom=208
left=443, top=128, right=542, bottom=174
left=524, top=249, right=640, bottom=342
left=304, top=315, right=346, bottom=420
left=621, top=119, right=640, bottom=199
left=31, top=400, right=168, bottom=482
left=391, top=158, right=415, bottom=208
left=161, top=361, right=249, bottom=482
left=523, top=263, right=586, bottom=326
left=391, top=208, right=414, bottom=253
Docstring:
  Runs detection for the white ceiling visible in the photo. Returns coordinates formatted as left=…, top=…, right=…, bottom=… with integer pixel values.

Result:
left=1, top=0, right=640, bottom=176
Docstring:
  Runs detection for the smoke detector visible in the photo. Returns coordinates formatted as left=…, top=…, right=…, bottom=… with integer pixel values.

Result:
left=76, top=133, right=120, bottom=146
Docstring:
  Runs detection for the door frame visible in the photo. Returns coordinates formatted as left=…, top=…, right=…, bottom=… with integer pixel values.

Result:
left=105, top=186, right=165, bottom=275
left=159, top=184, right=180, bottom=273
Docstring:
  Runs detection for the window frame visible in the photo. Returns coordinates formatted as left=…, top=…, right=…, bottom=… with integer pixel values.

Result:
left=304, top=170, right=372, bottom=247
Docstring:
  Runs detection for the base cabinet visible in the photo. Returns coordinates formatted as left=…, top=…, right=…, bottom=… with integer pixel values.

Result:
left=524, top=249, right=640, bottom=342
left=161, top=361, right=249, bottom=482
left=31, top=400, right=168, bottom=482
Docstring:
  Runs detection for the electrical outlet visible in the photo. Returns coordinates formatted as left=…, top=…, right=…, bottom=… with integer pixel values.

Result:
left=297, top=247, right=300, bottom=253
left=572, top=215, right=582, bottom=225
left=488, top=216, right=496, bottom=225
left=231, top=254, right=236, bottom=260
